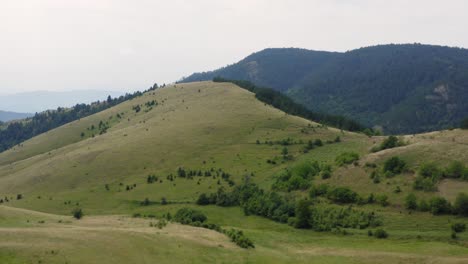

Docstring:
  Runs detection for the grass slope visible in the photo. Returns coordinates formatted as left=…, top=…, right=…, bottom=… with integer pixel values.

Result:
left=1, top=81, right=468, bottom=263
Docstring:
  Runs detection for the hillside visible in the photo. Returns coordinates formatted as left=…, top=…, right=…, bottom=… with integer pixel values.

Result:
left=0, top=110, right=32, bottom=122
left=182, top=44, right=468, bottom=134
left=1, top=81, right=468, bottom=263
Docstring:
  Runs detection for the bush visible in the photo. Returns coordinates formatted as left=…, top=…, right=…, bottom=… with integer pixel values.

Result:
left=72, top=208, right=83, bottom=220
left=451, top=223, right=466, bottom=233
left=294, top=199, right=311, bottom=229
left=196, top=193, right=210, bottom=205
left=335, top=152, right=360, bottom=166
left=444, top=161, right=467, bottom=179
left=429, top=197, right=451, bottom=215
left=418, top=199, right=430, bottom=212
left=454, top=192, right=468, bottom=216
left=376, top=194, right=389, bottom=207
left=326, top=187, right=358, bottom=204
left=382, top=156, right=406, bottom=175
left=224, top=229, right=255, bottom=249
left=405, top=193, right=418, bottom=210
left=309, top=184, right=330, bottom=198
left=374, top=229, right=388, bottom=239
left=174, top=208, right=207, bottom=224
left=372, top=136, right=405, bottom=152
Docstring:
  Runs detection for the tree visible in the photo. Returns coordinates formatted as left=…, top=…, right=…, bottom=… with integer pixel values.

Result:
left=196, top=193, right=210, bottom=205
left=281, top=147, right=289, bottom=156
left=72, top=208, right=83, bottom=219
left=374, top=229, right=388, bottom=239
left=454, top=192, right=468, bottom=216
left=294, top=199, right=311, bottom=229
left=405, top=193, right=418, bottom=210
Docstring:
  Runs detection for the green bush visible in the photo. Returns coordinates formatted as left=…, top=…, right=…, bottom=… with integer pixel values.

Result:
left=454, top=192, right=468, bottom=216
left=451, top=223, right=466, bottom=233
left=224, top=229, right=255, bottom=249
left=309, top=184, right=330, bottom=198
left=335, top=152, right=360, bottom=166
left=382, top=156, right=406, bottom=175
left=174, top=208, right=207, bottom=224
left=374, top=229, right=388, bottom=239
left=72, top=208, right=83, bottom=220
left=405, top=193, right=418, bottom=210
left=326, top=187, right=358, bottom=204
left=429, top=197, right=451, bottom=215
left=294, top=199, right=311, bottom=229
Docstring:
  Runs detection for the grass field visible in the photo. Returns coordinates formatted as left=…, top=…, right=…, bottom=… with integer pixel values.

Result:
left=1, top=81, right=468, bottom=263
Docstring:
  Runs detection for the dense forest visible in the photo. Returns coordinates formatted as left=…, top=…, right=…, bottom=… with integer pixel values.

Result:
left=0, top=85, right=158, bottom=152
left=182, top=44, right=468, bottom=134
left=213, top=78, right=369, bottom=132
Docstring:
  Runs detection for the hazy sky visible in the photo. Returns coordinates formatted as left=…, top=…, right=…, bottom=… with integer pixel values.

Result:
left=1, top=0, right=467, bottom=94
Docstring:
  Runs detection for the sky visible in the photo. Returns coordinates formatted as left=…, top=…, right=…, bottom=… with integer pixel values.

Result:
left=1, top=0, right=467, bottom=95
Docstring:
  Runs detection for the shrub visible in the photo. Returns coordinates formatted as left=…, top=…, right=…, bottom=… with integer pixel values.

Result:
left=309, top=184, right=330, bottom=198
left=327, top=187, right=358, bottom=204
left=405, top=193, right=418, bottom=210
left=294, top=200, right=311, bottom=229
left=451, top=223, right=466, bottom=233
left=418, top=199, right=430, bottom=212
left=335, top=152, right=359, bottom=166
left=72, top=208, right=83, bottom=219
left=196, top=193, right=211, bottom=205
left=376, top=194, right=389, bottom=207
left=16, top=194, right=23, bottom=200
left=314, top=139, right=323, bottom=146
left=174, top=208, right=207, bottom=224
left=224, top=229, right=255, bottom=249
left=374, top=229, right=388, bottom=239
left=444, top=161, right=467, bottom=179
left=382, top=156, right=406, bottom=175
left=454, top=192, right=468, bottom=216
left=429, top=197, right=451, bottom=215
left=372, top=136, right=405, bottom=152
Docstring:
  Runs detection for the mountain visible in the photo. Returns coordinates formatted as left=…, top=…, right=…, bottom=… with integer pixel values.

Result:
left=0, top=90, right=124, bottom=113
left=182, top=44, right=468, bottom=134
left=1, top=81, right=468, bottom=263
left=0, top=110, right=32, bottom=122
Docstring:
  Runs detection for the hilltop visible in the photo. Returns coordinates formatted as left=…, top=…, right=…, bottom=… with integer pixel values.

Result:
left=1, top=81, right=468, bottom=263
left=182, top=44, right=468, bottom=134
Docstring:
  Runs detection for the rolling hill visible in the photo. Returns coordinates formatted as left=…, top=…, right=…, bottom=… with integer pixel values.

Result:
left=1, top=81, right=468, bottom=263
left=182, top=44, right=468, bottom=134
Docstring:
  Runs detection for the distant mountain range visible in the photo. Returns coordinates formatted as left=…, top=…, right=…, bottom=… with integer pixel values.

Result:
left=0, top=90, right=124, bottom=113
left=182, top=44, right=468, bottom=134
left=0, top=110, right=32, bottom=122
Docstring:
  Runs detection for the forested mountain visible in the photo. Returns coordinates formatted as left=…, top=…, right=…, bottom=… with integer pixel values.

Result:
left=182, top=44, right=468, bottom=134
left=0, top=110, right=32, bottom=122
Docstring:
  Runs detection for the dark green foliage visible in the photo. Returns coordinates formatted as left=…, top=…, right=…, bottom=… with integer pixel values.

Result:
left=183, top=45, right=468, bottom=134
left=0, top=88, right=154, bottom=152
left=451, top=223, right=466, bottom=233
left=429, top=197, right=451, bottom=215
left=454, top=193, right=468, bottom=216
left=326, top=187, right=358, bottom=204
left=382, top=156, right=406, bottom=175
left=374, top=229, right=388, bottom=239
left=376, top=194, right=389, bottom=207
left=405, top=193, right=418, bottom=210
left=414, top=162, right=443, bottom=191
left=212, top=78, right=368, bottom=132
left=335, top=152, right=359, bottom=166
left=141, top=198, right=151, bottom=206
left=418, top=199, right=430, bottom=212
left=16, top=194, right=22, bottom=200
left=309, top=184, right=330, bottom=198
left=294, top=200, right=311, bottom=229
left=174, top=208, right=207, bottom=224
left=309, top=207, right=382, bottom=231
left=72, top=208, right=83, bottom=219
left=224, top=229, right=255, bottom=249
left=272, top=161, right=322, bottom=191
left=196, top=193, right=211, bottom=205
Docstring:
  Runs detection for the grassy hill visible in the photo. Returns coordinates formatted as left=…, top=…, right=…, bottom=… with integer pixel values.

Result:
left=182, top=44, right=468, bottom=134
left=1, top=81, right=468, bottom=263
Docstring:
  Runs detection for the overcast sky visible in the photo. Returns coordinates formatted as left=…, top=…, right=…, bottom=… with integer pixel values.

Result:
left=1, top=0, right=467, bottom=95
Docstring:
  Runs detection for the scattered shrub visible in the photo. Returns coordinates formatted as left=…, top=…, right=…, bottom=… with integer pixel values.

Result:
left=174, top=208, right=207, bottom=224
left=327, top=187, right=358, bottom=204
left=405, top=193, right=418, bottom=210
left=429, top=196, right=451, bottom=215
left=451, top=223, right=466, bottom=233
left=382, top=156, right=406, bottom=175
left=454, top=192, right=468, bottom=216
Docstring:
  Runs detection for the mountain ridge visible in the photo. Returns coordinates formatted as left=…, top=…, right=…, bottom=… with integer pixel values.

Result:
left=181, top=44, right=468, bottom=134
